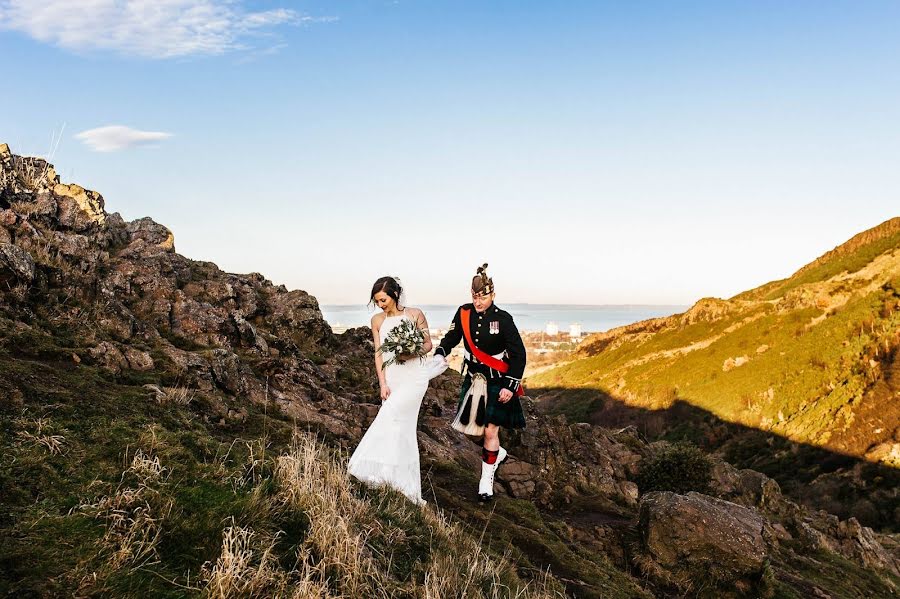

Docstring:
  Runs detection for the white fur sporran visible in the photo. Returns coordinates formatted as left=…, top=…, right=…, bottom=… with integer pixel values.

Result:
left=451, top=373, right=487, bottom=436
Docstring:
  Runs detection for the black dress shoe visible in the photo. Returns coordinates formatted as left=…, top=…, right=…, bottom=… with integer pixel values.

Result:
left=478, top=493, right=494, bottom=503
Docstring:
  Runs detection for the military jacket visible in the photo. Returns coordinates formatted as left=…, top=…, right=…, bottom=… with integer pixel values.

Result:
left=434, top=303, right=526, bottom=392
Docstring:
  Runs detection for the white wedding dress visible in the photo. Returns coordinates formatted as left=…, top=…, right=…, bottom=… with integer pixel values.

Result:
left=347, top=313, right=447, bottom=505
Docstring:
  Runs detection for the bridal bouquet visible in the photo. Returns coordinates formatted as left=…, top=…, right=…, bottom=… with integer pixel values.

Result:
left=378, top=318, right=427, bottom=370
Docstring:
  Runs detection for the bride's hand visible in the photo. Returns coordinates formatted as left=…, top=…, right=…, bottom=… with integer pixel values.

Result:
left=380, top=384, right=391, bottom=401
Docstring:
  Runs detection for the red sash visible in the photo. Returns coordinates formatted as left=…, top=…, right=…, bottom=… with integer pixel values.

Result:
left=460, top=308, right=524, bottom=397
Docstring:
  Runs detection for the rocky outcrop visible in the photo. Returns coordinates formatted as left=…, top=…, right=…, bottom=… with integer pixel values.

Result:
left=0, top=144, right=350, bottom=409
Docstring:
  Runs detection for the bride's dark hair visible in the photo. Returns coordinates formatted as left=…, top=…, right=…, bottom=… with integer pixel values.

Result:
left=369, top=276, right=403, bottom=307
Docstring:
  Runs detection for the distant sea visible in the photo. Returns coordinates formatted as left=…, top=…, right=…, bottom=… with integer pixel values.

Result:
left=321, top=304, right=688, bottom=334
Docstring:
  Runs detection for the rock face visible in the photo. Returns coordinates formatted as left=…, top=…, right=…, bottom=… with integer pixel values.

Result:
left=0, top=242, right=35, bottom=288
left=639, top=491, right=769, bottom=580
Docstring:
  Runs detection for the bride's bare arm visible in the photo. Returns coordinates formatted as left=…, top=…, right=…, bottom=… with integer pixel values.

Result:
left=371, top=314, right=388, bottom=394
left=413, top=308, right=433, bottom=353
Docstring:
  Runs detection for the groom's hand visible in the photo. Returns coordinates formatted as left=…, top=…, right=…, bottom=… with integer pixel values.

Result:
left=498, top=389, right=513, bottom=403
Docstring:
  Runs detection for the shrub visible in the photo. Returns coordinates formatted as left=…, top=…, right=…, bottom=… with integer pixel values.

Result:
left=636, top=442, right=713, bottom=495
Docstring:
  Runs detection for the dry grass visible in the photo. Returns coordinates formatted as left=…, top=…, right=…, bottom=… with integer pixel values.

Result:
left=58, top=429, right=565, bottom=598
left=15, top=416, right=67, bottom=455
left=13, top=155, right=53, bottom=190
left=270, top=432, right=391, bottom=598
left=73, top=449, right=173, bottom=593
left=143, top=382, right=195, bottom=406
left=199, top=432, right=568, bottom=599
left=9, top=127, right=64, bottom=191
left=421, top=528, right=563, bottom=599
left=202, top=522, right=294, bottom=599
left=230, top=436, right=270, bottom=490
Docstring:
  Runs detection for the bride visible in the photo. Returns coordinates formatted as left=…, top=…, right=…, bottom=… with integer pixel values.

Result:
left=347, top=276, right=446, bottom=505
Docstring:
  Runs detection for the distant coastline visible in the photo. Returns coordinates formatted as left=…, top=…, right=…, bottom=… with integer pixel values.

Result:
left=321, top=303, right=688, bottom=334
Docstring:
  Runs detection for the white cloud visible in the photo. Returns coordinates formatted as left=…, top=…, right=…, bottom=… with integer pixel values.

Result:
left=0, top=0, right=333, bottom=59
left=75, top=125, right=173, bottom=152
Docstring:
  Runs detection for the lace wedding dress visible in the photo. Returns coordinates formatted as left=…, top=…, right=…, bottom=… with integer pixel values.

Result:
left=348, top=313, right=446, bottom=505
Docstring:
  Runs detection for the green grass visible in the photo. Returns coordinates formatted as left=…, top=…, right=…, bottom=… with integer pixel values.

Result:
left=762, top=229, right=900, bottom=301
left=0, top=325, right=580, bottom=598
left=532, top=280, right=899, bottom=451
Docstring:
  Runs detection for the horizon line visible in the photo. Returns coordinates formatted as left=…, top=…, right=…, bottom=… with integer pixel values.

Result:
left=321, top=302, right=693, bottom=308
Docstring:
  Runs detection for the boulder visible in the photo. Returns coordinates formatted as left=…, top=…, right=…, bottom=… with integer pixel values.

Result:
left=126, top=217, right=175, bottom=252
left=639, top=491, right=769, bottom=580
left=497, top=458, right=537, bottom=498
left=160, top=345, right=215, bottom=391
left=710, top=461, right=784, bottom=512
left=88, top=341, right=129, bottom=373
left=169, top=293, right=229, bottom=347
left=54, top=183, right=106, bottom=231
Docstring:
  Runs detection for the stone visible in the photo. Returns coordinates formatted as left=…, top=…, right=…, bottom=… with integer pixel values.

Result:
left=0, top=242, right=35, bottom=287
left=126, top=217, right=175, bottom=252
left=170, top=293, right=230, bottom=347
left=15, top=191, right=57, bottom=219
left=209, top=349, right=244, bottom=395
left=124, top=347, right=154, bottom=371
left=497, top=458, right=537, bottom=498
left=88, top=341, right=129, bottom=373
left=50, top=231, right=91, bottom=257
left=160, top=345, right=215, bottom=391
left=0, top=209, right=18, bottom=226
left=233, top=314, right=269, bottom=353
left=864, top=441, right=900, bottom=467
left=54, top=183, right=106, bottom=231
left=723, top=355, right=749, bottom=372
left=639, top=491, right=769, bottom=580
left=619, top=481, right=639, bottom=505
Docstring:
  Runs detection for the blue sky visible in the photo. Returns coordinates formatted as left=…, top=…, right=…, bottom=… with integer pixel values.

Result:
left=2, top=1, right=898, bottom=306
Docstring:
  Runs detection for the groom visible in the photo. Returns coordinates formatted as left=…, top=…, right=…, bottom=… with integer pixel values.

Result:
left=434, top=264, right=527, bottom=502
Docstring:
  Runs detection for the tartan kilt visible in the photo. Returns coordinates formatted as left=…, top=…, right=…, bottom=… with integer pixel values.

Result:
left=457, top=374, right=526, bottom=430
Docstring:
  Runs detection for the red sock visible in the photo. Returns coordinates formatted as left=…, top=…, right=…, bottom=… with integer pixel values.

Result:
left=482, top=447, right=499, bottom=464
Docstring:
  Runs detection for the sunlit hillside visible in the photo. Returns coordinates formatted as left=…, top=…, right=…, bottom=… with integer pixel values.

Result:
left=532, top=218, right=900, bottom=464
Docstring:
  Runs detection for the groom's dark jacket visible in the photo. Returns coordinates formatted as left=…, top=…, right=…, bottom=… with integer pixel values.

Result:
left=434, top=303, right=526, bottom=393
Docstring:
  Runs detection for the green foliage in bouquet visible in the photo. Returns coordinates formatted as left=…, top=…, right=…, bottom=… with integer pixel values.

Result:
left=636, top=442, right=713, bottom=495
left=378, top=317, right=426, bottom=370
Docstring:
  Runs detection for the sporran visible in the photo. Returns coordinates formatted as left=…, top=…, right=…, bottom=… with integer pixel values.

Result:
left=451, top=373, right=488, bottom=437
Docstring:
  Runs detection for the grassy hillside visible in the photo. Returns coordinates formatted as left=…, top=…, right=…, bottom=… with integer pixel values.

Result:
left=532, top=218, right=900, bottom=465
left=0, top=322, right=656, bottom=598
left=0, top=341, right=572, bottom=598
left=4, top=338, right=897, bottom=599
